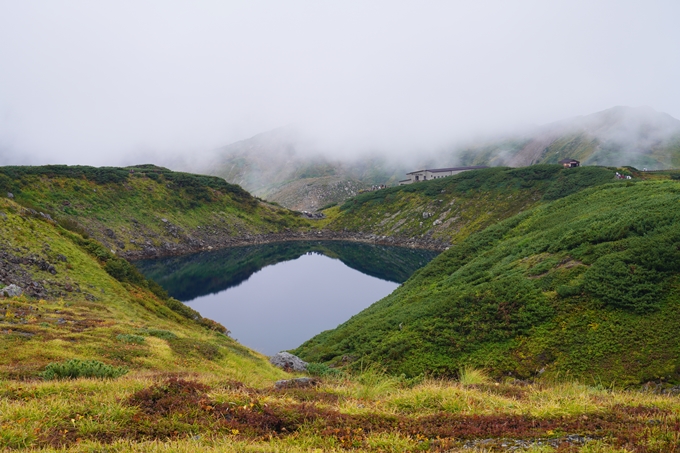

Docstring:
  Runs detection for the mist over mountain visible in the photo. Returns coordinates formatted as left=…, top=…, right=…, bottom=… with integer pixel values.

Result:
left=200, top=106, right=680, bottom=211
left=199, top=127, right=412, bottom=211
left=458, top=105, right=680, bottom=169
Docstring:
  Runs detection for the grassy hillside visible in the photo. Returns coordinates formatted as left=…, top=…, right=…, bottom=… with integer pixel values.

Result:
left=4, top=164, right=680, bottom=451
left=322, top=165, right=619, bottom=246
left=296, top=179, right=680, bottom=385
left=0, top=197, right=287, bottom=382
left=0, top=164, right=311, bottom=258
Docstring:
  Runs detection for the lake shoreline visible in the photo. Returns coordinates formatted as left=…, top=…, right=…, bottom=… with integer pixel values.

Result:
left=121, top=230, right=449, bottom=261
left=133, top=241, right=434, bottom=354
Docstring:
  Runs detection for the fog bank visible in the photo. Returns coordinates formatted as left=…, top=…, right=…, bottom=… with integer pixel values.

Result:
left=0, top=1, right=679, bottom=167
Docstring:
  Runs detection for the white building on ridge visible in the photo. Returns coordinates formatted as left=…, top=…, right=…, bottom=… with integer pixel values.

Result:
left=398, top=166, right=488, bottom=185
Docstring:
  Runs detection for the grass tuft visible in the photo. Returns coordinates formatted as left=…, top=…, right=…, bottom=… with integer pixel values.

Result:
left=458, top=366, right=491, bottom=386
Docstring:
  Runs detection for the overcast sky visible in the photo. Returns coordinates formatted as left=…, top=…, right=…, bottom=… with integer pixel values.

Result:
left=0, top=0, right=679, bottom=166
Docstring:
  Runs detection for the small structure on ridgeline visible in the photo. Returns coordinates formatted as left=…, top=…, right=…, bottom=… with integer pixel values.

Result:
left=559, top=158, right=580, bottom=168
left=399, top=166, right=488, bottom=185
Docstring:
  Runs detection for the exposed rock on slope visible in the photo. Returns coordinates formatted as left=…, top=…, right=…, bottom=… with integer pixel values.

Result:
left=266, top=176, right=363, bottom=211
left=325, top=165, right=619, bottom=246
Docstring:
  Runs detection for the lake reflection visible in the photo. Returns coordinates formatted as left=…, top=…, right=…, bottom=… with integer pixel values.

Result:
left=135, top=241, right=438, bottom=355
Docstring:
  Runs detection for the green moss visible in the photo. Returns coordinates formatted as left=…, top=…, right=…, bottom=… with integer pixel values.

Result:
left=138, top=328, right=177, bottom=340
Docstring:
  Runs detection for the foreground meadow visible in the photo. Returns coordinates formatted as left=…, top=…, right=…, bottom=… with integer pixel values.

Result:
left=2, top=369, right=680, bottom=452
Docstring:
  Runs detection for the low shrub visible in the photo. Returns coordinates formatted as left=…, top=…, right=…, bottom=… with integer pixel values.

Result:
left=116, top=334, right=146, bottom=344
left=306, top=362, right=344, bottom=378
left=104, top=258, right=146, bottom=286
left=128, top=377, right=210, bottom=416
left=57, top=217, right=89, bottom=238
left=0, top=165, right=130, bottom=185
left=319, top=201, right=338, bottom=211
left=139, top=328, right=177, bottom=340
left=164, top=298, right=229, bottom=334
left=41, top=359, right=128, bottom=380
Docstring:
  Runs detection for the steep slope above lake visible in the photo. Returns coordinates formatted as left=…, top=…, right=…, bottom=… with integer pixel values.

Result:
left=0, top=164, right=313, bottom=259
left=295, top=180, right=680, bottom=385
left=0, top=197, right=285, bottom=381
left=323, top=165, right=619, bottom=246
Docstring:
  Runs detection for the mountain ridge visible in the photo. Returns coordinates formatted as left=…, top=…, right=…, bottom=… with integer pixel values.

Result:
left=201, top=106, right=680, bottom=211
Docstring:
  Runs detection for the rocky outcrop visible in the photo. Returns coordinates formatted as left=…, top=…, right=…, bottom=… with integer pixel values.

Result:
left=270, top=352, right=308, bottom=372
left=266, top=176, right=364, bottom=212
left=1, top=284, right=22, bottom=297
left=274, top=377, right=318, bottom=389
left=0, top=245, right=90, bottom=300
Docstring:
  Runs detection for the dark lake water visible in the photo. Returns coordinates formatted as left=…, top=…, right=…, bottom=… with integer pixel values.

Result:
left=134, top=241, right=438, bottom=356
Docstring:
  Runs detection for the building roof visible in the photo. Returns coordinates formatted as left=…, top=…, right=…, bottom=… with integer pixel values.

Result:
left=558, top=158, right=580, bottom=164
left=406, top=165, right=488, bottom=175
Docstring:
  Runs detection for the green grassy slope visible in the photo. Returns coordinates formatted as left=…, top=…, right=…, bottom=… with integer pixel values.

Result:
left=537, top=133, right=600, bottom=165
left=324, top=165, right=619, bottom=245
left=0, top=197, right=286, bottom=382
left=295, top=179, right=680, bottom=385
left=0, top=165, right=311, bottom=258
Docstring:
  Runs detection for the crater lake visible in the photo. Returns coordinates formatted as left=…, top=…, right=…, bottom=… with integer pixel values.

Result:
left=134, top=241, right=438, bottom=356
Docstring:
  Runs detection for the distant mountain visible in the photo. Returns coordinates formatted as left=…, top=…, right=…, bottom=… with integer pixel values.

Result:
left=202, top=106, right=680, bottom=211
left=457, top=106, right=680, bottom=169
left=202, top=127, right=408, bottom=211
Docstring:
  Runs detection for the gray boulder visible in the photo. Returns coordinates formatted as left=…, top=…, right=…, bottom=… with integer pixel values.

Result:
left=270, top=352, right=308, bottom=372
left=2, top=284, right=22, bottom=297
left=274, top=377, right=318, bottom=389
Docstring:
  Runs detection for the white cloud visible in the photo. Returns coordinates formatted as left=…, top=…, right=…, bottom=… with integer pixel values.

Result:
left=0, top=0, right=678, bottom=165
